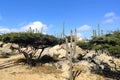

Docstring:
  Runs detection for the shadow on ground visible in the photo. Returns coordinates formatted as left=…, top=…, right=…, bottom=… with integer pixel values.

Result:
left=16, top=54, right=58, bottom=67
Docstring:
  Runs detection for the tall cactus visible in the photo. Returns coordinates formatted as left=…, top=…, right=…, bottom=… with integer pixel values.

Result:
left=62, top=22, right=65, bottom=38
left=41, top=27, right=43, bottom=34
left=65, top=38, right=69, bottom=59
left=93, top=30, right=95, bottom=37
left=70, top=30, right=73, bottom=80
left=98, top=24, right=100, bottom=37
left=28, top=27, right=33, bottom=33
left=93, top=29, right=97, bottom=38
left=65, top=29, right=78, bottom=80
left=94, top=30, right=97, bottom=37
left=73, top=28, right=77, bottom=57
left=101, top=30, right=103, bottom=36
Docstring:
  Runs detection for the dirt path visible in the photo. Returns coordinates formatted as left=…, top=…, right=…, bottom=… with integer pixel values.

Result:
left=0, top=54, right=63, bottom=80
left=0, top=64, right=62, bottom=80
left=0, top=54, right=23, bottom=64
left=0, top=54, right=112, bottom=80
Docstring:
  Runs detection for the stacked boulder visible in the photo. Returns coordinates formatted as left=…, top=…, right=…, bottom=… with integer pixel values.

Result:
left=46, top=43, right=85, bottom=60
left=0, top=42, right=19, bottom=58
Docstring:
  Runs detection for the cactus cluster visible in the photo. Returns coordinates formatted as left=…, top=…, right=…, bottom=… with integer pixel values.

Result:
left=92, top=24, right=104, bottom=38
left=65, top=28, right=78, bottom=80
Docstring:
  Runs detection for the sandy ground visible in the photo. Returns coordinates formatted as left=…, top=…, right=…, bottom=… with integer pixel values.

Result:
left=0, top=54, right=112, bottom=80
left=0, top=54, right=23, bottom=64
left=0, top=65, right=62, bottom=80
left=0, top=54, right=63, bottom=80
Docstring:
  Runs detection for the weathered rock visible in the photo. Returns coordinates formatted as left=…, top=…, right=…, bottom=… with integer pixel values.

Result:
left=76, top=46, right=84, bottom=54
left=56, top=60, right=70, bottom=71
left=49, top=47, right=58, bottom=55
left=84, top=50, right=96, bottom=59
left=11, top=43, right=19, bottom=49
left=56, top=60, right=70, bottom=80
left=58, top=49, right=66, bottom=59
left=0, top=48, right=12, bottom=56
left=3, top=43, right=12, bottom=49
left=42, top=48, right=53, bottom=57
left=94, top=54, right=112, bottom=65
left=52, top=45, right=60, bottom=50
left=74, top=61, right=93, bottom=73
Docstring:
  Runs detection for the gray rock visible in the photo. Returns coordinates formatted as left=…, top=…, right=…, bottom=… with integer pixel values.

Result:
left=55, top=60, right=71, bottom=80
left=74, top=61, right=93, bottom=73
left=58, top=49, right=66, bottom=59
left=3, top=43, right=12, bottom=49
left=11, top=43, right=19, bottom=49
left=55, top=60, right=70, bottom=71
left=0, top=48, right=12, bottom=58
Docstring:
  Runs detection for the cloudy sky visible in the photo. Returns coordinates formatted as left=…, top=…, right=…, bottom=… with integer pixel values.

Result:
left=0, top=0, right=120, bottom=38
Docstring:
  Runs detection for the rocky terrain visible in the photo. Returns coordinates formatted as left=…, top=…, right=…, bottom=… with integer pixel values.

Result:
left=0, top=42, right=120, bottom=80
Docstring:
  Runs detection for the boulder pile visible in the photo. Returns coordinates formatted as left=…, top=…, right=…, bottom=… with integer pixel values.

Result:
left=0, top=42, right=19, bottom=58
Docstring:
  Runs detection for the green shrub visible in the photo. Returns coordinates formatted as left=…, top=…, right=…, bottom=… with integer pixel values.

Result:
left=89, top=30, right=120, bottom=57
left=77, top=42, right=93, bottom=50
left=0, top=32, right=63, bottom=48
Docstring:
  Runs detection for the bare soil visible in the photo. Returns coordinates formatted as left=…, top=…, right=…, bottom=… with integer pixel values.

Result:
left=0, top=54, right=112, bottom=80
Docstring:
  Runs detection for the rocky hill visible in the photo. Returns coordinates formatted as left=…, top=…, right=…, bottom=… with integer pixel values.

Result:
left=0, top=42, right=120, bottom=80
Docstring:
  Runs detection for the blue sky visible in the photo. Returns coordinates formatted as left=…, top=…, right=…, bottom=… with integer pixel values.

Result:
left=0, top=0, right=120, bottom=39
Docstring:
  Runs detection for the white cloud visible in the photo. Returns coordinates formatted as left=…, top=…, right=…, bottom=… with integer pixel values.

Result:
left=0, top=27, right=10, bottom=33
left=104, top=12, right=115, bottom=18
left=21, top=21, right=48, bottom=32
left=0, top=27, right=19, bottom=33
left=104, top=19, right=113, bottom=23
left=0, top=21, right=48, bottom=34
left=104, top=12, right=120, bottom=23
left=77, top=25, right=91, bottom=31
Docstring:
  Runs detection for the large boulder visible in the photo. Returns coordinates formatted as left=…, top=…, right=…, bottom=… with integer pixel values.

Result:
left=3, top=43, right=12, bottom=49
left=0, top=48, right=12, bottom=58
left=56, top=60, right=70, bottom=71
left=76, top=46, right=84, bottom=54
left=11, top=43, right=19, bottom=49
left=58, top=49, right=66, bottom=59
left=49, top=48, right=58, bottom=55
left=0, top=48, right=12, bottom=54
left=84, top=50, right=96, bottom=59
left=52, top=45, right=61, bottom=50
left=74, top=60, right=93, bottom=73
left=42, top=48, right=53, bottom=56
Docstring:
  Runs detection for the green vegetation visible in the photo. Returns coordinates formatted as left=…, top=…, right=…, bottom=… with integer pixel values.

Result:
left=0, top=32, right=63, bottom=48
left=77, top=41, right=93, bottom=50
left=0, top=31, right=64, bottom=66
left=77, top=30, right=120, bottom=58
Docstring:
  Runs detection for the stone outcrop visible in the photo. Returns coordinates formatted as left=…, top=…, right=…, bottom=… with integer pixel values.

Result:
left=0, top=42, right=19, bottom=58
left=3, top=43, right=12, bottom=49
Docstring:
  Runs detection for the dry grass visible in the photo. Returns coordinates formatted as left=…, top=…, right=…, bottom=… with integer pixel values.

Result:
left=32, top=64, right=62, bottom=74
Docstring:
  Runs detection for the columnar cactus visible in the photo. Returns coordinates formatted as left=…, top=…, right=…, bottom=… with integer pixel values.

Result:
left=73, top=28, right=77, bottom=57
left=94, top=30, right=97, bottom=37
left=62, top=22, right=65, bottom=38
left=65, top=29, right=78, bottom=80
left=98, top=24, right=100, bottom=37
left=93, top=30, right=95, bottom=37
left=69, top=30, right=73, bottom=80
left=101, top=30, right=103, bottom=36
